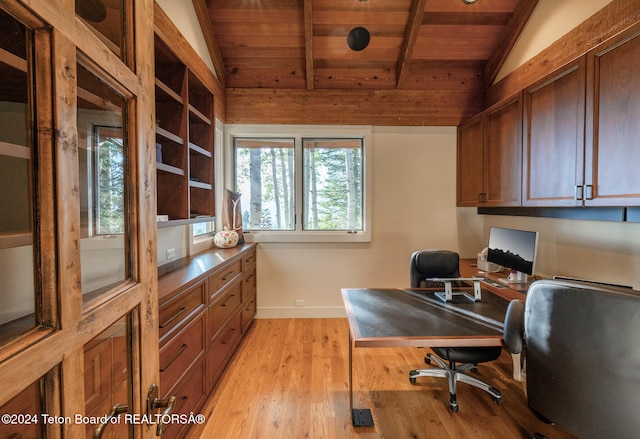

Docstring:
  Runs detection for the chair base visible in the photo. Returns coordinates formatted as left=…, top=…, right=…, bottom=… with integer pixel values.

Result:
left=409, top=353, right=502, bottom=412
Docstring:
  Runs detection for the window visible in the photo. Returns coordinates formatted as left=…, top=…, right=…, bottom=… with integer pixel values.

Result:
left=235, top=138, right=295, bottom=231
left=77, top=60, right=131, bottom=300
left=303, top=139, right=362, bottom=231
left=93, top=126, right=125, bottom=235
left=230, top=126, right=370, bottom=243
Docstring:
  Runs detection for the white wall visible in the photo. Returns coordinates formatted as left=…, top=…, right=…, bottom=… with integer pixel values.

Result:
left=255, top=126, right=459, bottom=317
left=155, top=0, right=215, bottom=75
left=469, top=215, right=640, bottom=289
left=495, top=0, right=613, bottom=82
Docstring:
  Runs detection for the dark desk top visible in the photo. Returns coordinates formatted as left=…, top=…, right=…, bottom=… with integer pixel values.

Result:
left=342, top=288, right=509, bottom=348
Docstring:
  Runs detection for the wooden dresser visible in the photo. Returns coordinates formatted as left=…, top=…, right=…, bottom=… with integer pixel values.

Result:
left=157, top=243, right=257, bottom=439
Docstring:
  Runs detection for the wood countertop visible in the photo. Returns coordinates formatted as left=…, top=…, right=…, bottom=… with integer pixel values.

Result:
left=157, top=243, right=256, bottom=301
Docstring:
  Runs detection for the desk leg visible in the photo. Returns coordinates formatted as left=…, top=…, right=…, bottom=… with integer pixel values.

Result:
left=350, top=332, right=374, bottom=427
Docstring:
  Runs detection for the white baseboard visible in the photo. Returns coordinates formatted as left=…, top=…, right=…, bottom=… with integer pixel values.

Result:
left=256, top=307, right=347, bottom=319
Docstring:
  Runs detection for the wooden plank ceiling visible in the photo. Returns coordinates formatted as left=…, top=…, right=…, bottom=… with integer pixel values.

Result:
left=195, top=0, right=538, bottom=126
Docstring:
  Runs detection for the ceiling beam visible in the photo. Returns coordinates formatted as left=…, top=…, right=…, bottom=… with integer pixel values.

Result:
left=192, top=0, right=226, bottom=87
left=484, top=0, right=539, bottom=88
left=396, top=0, right=426, bottom=90
left=304, top=0, right=314, bottom=90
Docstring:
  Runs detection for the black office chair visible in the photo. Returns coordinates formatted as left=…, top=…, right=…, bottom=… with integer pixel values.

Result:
left=408, top=250, right=503, bottom=412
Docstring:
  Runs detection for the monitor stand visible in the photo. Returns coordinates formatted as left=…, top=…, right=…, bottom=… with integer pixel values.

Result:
left=428, top=277, right=483, bottom=303
left=498, top=270, right=529, bottom=285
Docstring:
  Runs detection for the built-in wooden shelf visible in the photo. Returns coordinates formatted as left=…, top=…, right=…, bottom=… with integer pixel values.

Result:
left=154, top=34, right=215, bottom=222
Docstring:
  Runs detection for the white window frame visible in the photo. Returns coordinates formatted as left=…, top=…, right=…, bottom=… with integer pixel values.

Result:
left=225, top=124, right=372, bottom=243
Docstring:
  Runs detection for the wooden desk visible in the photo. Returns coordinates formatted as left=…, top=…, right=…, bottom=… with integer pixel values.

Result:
left=341, top=287, right=512, bottom=426
left=459, top=258, right=529, bottom=300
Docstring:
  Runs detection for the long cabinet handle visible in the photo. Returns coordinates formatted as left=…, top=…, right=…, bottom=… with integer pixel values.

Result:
left=159, top=306, right=188, bottom=329
left=94, top=403, right=128, bottom=439
left=160, top=343, right=188, bottom=372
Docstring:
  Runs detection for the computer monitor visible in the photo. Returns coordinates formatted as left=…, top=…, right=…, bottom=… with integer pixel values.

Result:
left=487, top=226, right=539, bottom=284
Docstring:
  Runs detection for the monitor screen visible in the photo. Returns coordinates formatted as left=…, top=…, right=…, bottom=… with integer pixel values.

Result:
left=487, top=226, right=539, bottom=276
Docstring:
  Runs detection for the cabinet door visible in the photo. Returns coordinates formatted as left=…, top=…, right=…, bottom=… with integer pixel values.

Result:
left=484, top=95, right=522, bottom=206
left=457, top=115, right=485, bottom=206
left=585, top=28, right=640, bottom=206
left=523, top=59, right=586, bottom=206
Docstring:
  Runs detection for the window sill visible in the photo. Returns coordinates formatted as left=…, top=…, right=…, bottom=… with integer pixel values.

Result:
left=241, top=230, right=371, bottom=243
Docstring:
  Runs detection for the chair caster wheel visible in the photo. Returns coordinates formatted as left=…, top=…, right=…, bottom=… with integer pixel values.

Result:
left=409, top=377, right=416, bottom=384
left=424, top=356, right=431, bottom=365
left=450, top=405, right=459, bottom=412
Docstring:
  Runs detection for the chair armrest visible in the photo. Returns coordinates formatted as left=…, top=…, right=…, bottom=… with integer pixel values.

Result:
left=503, top=300, right=525, bottom=380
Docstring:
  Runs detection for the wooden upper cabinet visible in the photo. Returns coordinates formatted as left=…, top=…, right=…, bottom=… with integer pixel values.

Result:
left=457, top=95, right=522, bottom=207
left=523, top=58, right=586, bottom=207
left=483, top=94, right=523, bottom=207
left=585, top=26, right=640, bottom=206
left=457, top=115, right=485, bottom=206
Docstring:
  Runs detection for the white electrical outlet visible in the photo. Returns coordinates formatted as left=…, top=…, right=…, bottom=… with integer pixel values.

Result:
left=295, top=300, right=305, bottom=307
left=166, top=248, right=175, bottom=259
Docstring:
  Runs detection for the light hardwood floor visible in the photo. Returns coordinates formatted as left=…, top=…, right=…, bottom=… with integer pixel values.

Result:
left=192, top=318, right=577, bottom=439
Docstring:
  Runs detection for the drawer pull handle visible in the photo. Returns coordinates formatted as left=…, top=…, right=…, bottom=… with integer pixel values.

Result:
left=159, top=306, right=188, bottom=329
left=245, top=274, right=255, bottom=284
left=245, top=256, right=255, bottom=263
left=221, top=294, right=236, bottom=307
left=161, top=343, right=188, bottom=372
left=221, top=328, right=236, bottom=344
left=222, top=270, right=236, bottom=280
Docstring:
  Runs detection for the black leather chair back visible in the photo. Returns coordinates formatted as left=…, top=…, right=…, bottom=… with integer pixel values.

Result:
left=525, top=279, right=640, bottom=439
left=410, top=250, right=460, bottom=288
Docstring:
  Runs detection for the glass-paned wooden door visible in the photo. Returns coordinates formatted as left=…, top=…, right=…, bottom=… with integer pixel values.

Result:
left=0, top=1, right=159, bottom=438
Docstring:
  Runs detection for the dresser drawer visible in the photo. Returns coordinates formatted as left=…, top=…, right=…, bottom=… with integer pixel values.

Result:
left=242, top=249, right=257, bottom=272
left=242, top=266, right=257, bottom=299
left=161, top=358, right=207, bottom=439
left=208, top=311, right=243, bottom=388
left=243, top=290, right=257, bottom=332
left=209, top=281, right=242, bottom=342
left=208, top=259, right=242, bottom=300
left=160, top=314, right=205, bottom=391
left=159, top=280, right=206, bottom=344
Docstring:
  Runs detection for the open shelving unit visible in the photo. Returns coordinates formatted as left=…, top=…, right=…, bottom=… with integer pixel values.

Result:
left=154, top=35, right=215, bottom=224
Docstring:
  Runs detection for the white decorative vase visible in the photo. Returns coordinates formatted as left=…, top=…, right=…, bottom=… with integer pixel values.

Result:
left=214, top=227, right=239, bottom=248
